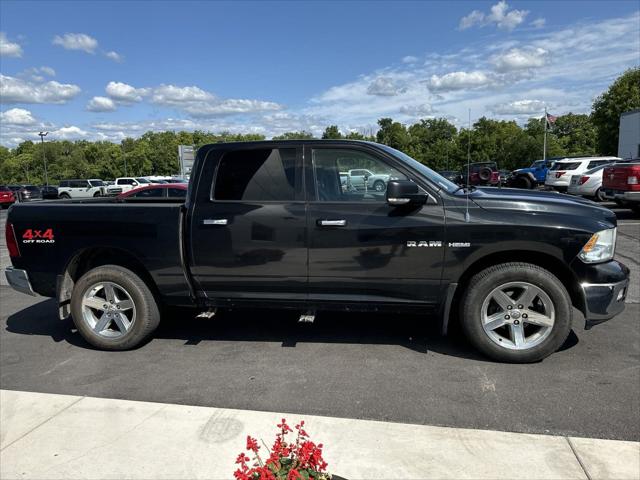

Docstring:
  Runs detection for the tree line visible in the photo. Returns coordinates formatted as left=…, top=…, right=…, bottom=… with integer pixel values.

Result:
left=1, top=68, right=638, bottom=184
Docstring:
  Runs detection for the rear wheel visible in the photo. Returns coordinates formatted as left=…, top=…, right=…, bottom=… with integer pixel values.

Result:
left=514, top=176, right=532, bottom=189
left=373, top=180, right=386, bottom=192
left=460, top=262, right=572, bottom=363
left=70, top=265, right=160, bottom=350
left=59, top=193, right=70, bottom=199
left=594, top=188, right=606, bottom=202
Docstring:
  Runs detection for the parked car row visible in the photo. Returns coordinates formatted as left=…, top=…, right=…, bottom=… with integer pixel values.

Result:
left=0, top=176, right=189, bottom=205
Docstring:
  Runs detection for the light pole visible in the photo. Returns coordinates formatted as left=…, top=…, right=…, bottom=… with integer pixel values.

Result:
left=38, top=131, right=49, bottom=187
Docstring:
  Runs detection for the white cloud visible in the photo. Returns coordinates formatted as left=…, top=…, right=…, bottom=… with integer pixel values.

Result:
left=0, top=108, right=36, bottom=125
left=105, top=51, right=123, bottom=62
left=105, top=81, right=148, bottom=103
left=151, top=84, right=214, bottom=106
left=184, top=99, right=282, bottom=117
left=399, top=104, right=434, bottom=116
left=52, top=33, right=98, bottom=53
left=531, top=18, right=546, bottom=29
left=402, top=55, right=419, bottom=64
left=0, top=74, right=81, bottom=104
left=20, top=66, right=56, bottom=82
left=151, top=84, right=282, bottom=117
left=491, top=99, right=546, bottom=115
left=0, top=32, right=23, bottom=57
left=367, top=77, right=405, bottom=96
left=459, top=1, right=529, bottom=31
left=491, top=47, right=549, bottom=72
left=87, top=96, right=117, bottom=112
left=459, top=10, right=485, bottom=30
left=427, top=71, right=493, bottom=91
left=53, top=125, right=90, bottom=139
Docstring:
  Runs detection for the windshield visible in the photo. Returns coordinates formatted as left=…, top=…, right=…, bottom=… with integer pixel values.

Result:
left=531, top=160, right=545, bottom=168
left=89, top=180, right=104, bottom=187
left=136, top=178, right=151, bottom=184
left=379, top=145, right=459, bottom=193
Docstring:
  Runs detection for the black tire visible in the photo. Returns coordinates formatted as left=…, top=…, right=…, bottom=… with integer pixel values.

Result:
left=514, top=176, right=532, bottom=189
left=93, top=192, right=101, bottom=197
left=373, top=180, right=386, bottom=192
left=460, top=262, right=572, bottom=363
left=594, top=188, right=606, bottom=202
left=631, top=205, right=640, bottom=215
left=70, top=265, right=160, bottom=350
left=59, top=193, right=70, bottom=199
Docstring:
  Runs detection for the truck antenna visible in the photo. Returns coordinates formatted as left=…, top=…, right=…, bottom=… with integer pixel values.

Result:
left=465, top=108, right=471, bottom=223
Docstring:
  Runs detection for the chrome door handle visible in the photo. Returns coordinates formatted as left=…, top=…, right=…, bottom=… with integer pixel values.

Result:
left=203, top=218, right=228, bottom=225
left=317, top=219, right=347, bottom=227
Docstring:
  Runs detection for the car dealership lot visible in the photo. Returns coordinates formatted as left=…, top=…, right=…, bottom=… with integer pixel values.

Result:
left=1, top=206, right=638, bottom=442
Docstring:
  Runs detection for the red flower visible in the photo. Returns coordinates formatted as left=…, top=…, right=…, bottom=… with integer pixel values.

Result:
left=235, top=453, right=250, bottom=465
left=246, top=436, right=260, bottom=453
left=233, top=469, right=250, bottom=480
left=287, top=469, right=302, bottom=480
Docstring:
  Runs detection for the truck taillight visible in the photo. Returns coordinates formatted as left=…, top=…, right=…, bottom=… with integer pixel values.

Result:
left=580, top=176, right=590, bottom=185
left=556, top=172, right=565, bottom=178
left=5, top=222, right=20, bottom=258
left=628, top=176, right=638, bottom=185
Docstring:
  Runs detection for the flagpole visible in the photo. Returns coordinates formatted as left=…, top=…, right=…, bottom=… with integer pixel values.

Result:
left=543, top=107, right=547, bottom=161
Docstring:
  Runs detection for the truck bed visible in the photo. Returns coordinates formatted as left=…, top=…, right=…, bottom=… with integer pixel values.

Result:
left=7, top=201, right=190, bottom=301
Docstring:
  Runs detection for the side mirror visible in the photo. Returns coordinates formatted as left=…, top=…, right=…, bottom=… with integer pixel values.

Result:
left=386, top=180, right=430, bottom=206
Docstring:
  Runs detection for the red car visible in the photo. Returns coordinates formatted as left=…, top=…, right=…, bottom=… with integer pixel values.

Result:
left=116, top=183, right=187, bottom=199
left=602, top=161, right=640, bottom=213
left=0, top=186, right=16, bottom=208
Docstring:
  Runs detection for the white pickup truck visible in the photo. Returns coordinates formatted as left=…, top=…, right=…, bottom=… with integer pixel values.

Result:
left=57, top=179, right=106, bottom=199
left=105, top=177, right=155, bottom=196
left=344, top=169, right=397, bottom=192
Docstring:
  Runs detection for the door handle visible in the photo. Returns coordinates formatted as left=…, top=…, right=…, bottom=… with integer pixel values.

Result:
left=317, top=219, right=347, bottom=227
left=202, top=218, right=228, bottom=225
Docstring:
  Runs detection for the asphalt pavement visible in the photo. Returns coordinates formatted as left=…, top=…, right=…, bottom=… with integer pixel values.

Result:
left=1, top=205, right=638, bottom=442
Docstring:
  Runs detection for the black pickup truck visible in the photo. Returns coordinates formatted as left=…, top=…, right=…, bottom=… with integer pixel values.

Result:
left=4, top=140, right=630, bottom=362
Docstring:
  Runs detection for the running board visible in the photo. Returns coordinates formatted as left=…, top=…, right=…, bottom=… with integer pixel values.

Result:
left=298, top=310, right=316, bottom=323
left=196, top=308, right=217, bottom=319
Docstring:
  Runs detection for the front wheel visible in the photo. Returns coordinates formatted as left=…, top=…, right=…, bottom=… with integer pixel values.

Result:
left=514, top=176, right=532, bottom=189
left=460, top=262, right=572, bottom=363
left=59, top=193, right=70, bottom=199
left=373, top=180, right=386, bottom=192
left=70, top=265, right=160, bottom=350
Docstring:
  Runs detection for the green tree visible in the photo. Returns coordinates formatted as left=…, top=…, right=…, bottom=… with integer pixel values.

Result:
left=376, top=118, right=410, bottom=151
left=553, top=113, right=597, bottom=156
left=271, top=131, right=315, bottom=140
left=591, top=67, right=640, bottom=155
left=321, top=125, right=343, bottom=139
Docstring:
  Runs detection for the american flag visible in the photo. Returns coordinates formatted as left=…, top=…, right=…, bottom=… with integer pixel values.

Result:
left=546, top=113, right=557, bottom=125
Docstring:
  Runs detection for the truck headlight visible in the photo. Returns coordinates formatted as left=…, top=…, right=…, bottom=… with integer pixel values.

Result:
left=579, top=228, right=616, bottom=263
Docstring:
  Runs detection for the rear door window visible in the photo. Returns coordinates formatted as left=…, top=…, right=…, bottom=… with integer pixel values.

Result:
left=134, top=188, right=164, bottom=198
left=167, top=188, right=187, bottom=197
left=552, top=162, right=581, bottom=171
left=213, top=148, right=298, bottom=201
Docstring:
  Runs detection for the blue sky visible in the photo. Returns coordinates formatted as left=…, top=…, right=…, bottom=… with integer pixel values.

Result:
left=1, top=0, right=639, bottom=146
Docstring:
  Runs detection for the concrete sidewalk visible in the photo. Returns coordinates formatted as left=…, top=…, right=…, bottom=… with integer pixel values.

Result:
left=1, top=390, right=638, bottom=480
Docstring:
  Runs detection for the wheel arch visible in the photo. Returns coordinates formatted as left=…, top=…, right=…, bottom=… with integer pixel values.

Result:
left=442, top=249, right=586, bottom=335
left=58, top=246, right=158, bottom=319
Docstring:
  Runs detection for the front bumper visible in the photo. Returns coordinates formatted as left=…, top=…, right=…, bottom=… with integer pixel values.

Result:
left=572, top=260, right=630, bottom=329
left=4, top=267, right=36, bottom=296
left=581, top=279, right=629, bottom=329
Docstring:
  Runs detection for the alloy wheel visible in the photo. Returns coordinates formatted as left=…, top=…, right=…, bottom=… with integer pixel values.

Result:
left=81, top=281, right=136, bottom=338
left=480, top=281, right=555, bottom=350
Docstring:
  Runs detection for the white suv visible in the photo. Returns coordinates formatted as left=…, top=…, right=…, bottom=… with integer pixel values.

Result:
left=106, top=177, right=154, bottom=196
left=545, top=157, right=620, bottom=192
left=58, top=179, right=106, bottom=199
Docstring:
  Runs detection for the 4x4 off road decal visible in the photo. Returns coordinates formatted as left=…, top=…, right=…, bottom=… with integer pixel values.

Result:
left=22, top=229, right=55, bottom=244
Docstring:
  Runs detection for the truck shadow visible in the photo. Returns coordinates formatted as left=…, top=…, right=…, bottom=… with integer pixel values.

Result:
left=5, top=298, right=578, bottom=361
